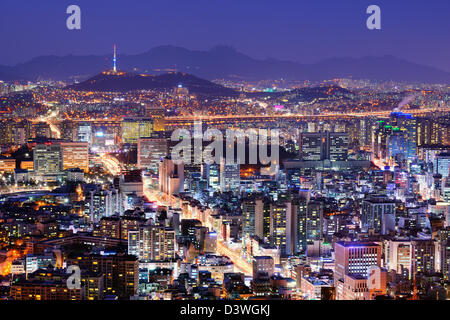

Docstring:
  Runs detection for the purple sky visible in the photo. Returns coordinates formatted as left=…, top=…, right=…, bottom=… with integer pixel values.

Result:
left=0, top=0, right=449, bottom=71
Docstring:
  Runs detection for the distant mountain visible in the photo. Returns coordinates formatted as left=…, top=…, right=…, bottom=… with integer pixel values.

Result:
left=1, top=46, right=449, bottom=83
left=66, top=71, right=237, bottom=96
left=308, top=55, right=450, bottom=84
left=0, top=65, right=26, bottom=81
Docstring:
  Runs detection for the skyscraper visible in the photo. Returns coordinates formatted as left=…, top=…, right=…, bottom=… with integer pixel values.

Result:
left=128, top=224, right=176, bottom=261
left=60, top=142, right=89, bottom=172
left=299, top=132, right=349, bottom=161
left=299, top=133, right=324, bottom=161
left=334, top=242, right=382, bottom=300
left=220, top=158, right=240, bottom=192
left=77, top=122, right=92, bottom=145
left=327, top=132, right=349, bottom=161
left=137, top=134, right=168, bottom=173
left=122, top=117, right=154, bottom=145
left=436, top=153, right=450, bottom=177
left=159, top=157, right=184, bottom=195
left=33, top=144, right=63, bottom=175
left=361, top=196, right=396, bottom=234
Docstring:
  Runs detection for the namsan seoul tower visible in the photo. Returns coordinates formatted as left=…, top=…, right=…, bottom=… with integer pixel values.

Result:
left=113, top=44, right=118, bottom=73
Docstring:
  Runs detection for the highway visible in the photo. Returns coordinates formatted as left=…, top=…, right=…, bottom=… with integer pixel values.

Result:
left=142, top=177, right=253, bottom=276
left=34, top=110, right=61, bottom=139
left=50, top=106, right=447, bottom=128
left=163, top=106, right=447, bottom=124
left=99, top=153, right=122, bottom=175
left=217, top=240, right=253, bottom=276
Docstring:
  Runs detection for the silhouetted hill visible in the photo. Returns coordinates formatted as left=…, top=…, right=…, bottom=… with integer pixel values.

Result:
left=1, top=46, right=449, bottom=83
left=66, top=71, right=238, bottom=96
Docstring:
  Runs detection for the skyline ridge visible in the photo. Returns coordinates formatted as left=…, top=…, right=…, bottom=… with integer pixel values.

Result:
left=1, top=45, right=449, bottom=84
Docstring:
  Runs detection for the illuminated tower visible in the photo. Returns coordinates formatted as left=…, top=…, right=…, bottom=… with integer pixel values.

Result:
left=113, top=44, right=117, bottom=73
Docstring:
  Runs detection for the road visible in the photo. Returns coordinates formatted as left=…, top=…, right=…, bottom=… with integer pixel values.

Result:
left=99, top=153, right=122, bottom=175
left=142, top=178, right=253, bottom=275
left=163, top=106, right=447, bottom=124
left=54, top=106, right=448, bottom=127
left=35, top=110, right=61, bottom=139
left=217, top=240, right=253, bottom=276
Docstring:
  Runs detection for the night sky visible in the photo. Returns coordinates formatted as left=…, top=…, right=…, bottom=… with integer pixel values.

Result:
left=0, top=0, right=449, bottom=71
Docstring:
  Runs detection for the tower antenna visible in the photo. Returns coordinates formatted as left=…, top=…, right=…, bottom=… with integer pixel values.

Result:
left=113, top=44, right=117, bottom=73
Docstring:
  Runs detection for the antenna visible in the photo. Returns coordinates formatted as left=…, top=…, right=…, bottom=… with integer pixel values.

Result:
left=113, top=44, right=117, bottom=73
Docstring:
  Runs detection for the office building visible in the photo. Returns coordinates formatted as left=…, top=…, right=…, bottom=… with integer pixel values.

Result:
left=60, top=142, right=89, bottom=172
left=137, top=134, right=168, bottom=173
left=122, top=117, right=154, bottom=144
left=33, top=144, right=63, bottom=175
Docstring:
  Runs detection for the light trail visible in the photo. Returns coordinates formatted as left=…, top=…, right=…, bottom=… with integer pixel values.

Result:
left=142, top=176, right=253, bottom=276
left=55, top=107, right=447, bottom=127
left=48, top=122, right=61, bottom=139
left=35, top=110, right=61, bottom=139
left=0, top=187, right=53, bottom=195
left=163, top=106, right=446, bottom=123
left=217, top=240, right=252, bottom=276
left=99, top=154, right=122, bottom=175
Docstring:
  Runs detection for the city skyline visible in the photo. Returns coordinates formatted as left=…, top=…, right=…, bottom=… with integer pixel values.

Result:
left=0, top=0, right=449, bottom=305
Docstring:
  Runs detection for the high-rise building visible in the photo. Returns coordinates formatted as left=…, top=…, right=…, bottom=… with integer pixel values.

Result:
left=33, top=122, right=52, bottom=139
left=387, top=130, right=407, bottom=161
left=89, top=189, right=108, bottom=223
left=438, top=228, right=450, bottom=280
left=358, top=118, right=376, bottom=148
left=299, top=133, right=324, bottom=161
left=0, top=120, right=15, bottom=145
left=77, top=122, right=92, bottom=145
left=387, top=240, right=412, bottom=279
left=300, top=132, right=349, bottom=161
left=361, top=196, right=396, bottom=234
left=295, top=199, right=323, bottom=253
left=242, top=198, right=259, bottom=241
left=411, top=240, right=436, bottom=276
left=122, top=117, right=154, bottom=144
left=137, top=134, right=168, bottom=173
left=252, top=256, right=274, bottom=279
left=436, top=153, right=450, bottom=177
left=242, top=197, right=269, bottom=244
left=270, top=201, right=295, bottom=255
left=203, top=163, right=220, bottom=191
left=159, top=157, right=184, bottom=195
left=60, top=142, right=89, bottom=172
left=146, top=106, right=165, bottom=132
left=417, top=117, right=445, bottom=147
left=99, top=217, right=121, bottom=239
left=220, top=159, right=240, bottom=192
left=334, top=242, right=382, bottom=300
left=128, top=224, right=176, bottom=261
left=67, top=253, right=139, bottom=299
left=33, top=144, right=63, bottom=175
left=327, top=132, right=349, bottom=161
left=390, top=112, right=417, bottom=162
left=61, top=120, right=78, bottom=141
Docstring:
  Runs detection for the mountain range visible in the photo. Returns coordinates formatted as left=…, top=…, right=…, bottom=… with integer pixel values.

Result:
left=1, top=45, right=449, bottom=84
